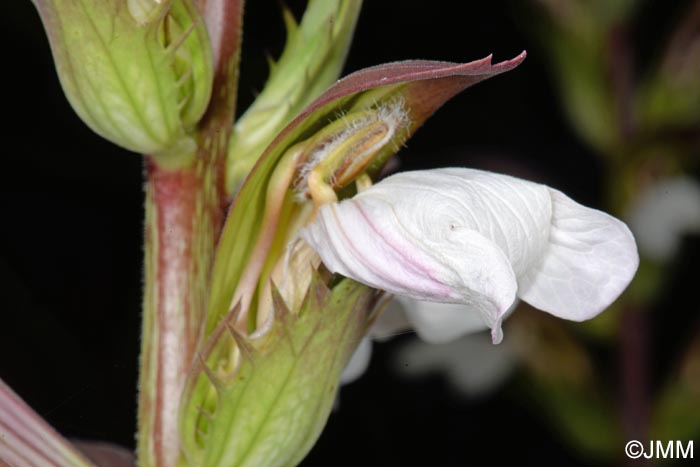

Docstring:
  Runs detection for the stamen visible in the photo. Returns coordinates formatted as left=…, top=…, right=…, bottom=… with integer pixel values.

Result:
left=293, top=97, right=410, bottom=202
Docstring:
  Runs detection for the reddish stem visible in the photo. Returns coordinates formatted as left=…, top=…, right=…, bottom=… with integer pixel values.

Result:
left=607, top=24, right=636, bottom=142
left=138, top=159, right=226, bottom=467
left=607, top=25, right=652, bottom=466
left=136, top=2, right=244, bottom=465
left=620, top=305, right=651, bottom=467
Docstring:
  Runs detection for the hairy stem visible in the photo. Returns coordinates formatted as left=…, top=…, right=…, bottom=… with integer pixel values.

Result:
left=137, top=2, right=244, bottom=465
left=137, top=153, right=226, bottom=467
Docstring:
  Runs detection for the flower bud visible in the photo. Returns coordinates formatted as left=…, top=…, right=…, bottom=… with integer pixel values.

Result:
left=226, top=0, right=363, bottom=194
left=31, top=0, right=213, bottom=157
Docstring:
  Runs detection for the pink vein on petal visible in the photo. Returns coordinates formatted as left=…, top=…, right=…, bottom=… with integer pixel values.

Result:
left=341, top=202, right=453, bottom=298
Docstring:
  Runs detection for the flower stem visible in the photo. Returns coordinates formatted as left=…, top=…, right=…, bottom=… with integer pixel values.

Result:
left=620, top=305, right=651, bottom=467
left=137, top=152, right=227, bottom=467
left=136, top=1, right=244, bottom=463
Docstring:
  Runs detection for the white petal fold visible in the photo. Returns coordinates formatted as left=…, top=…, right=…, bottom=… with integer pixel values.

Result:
left=301, top=168, right=638, bottom=343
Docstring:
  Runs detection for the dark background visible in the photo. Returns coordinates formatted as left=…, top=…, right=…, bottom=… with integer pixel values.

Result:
left=1, top=1, right=697, bottom=466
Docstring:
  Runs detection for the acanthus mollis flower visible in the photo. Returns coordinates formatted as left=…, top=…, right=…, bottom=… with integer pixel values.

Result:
left=302, top=168, right=640, bottom=344
left=178, top=56, right=527, bottom=466
left=30, top=0, right=214, bottom=159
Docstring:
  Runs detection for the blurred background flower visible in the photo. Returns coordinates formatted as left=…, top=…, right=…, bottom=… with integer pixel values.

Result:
left=1, top=1, right=698, bottom=466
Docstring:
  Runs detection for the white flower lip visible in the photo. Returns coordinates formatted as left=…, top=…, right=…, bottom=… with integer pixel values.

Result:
left=301, top=168, right=639, bottom=344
